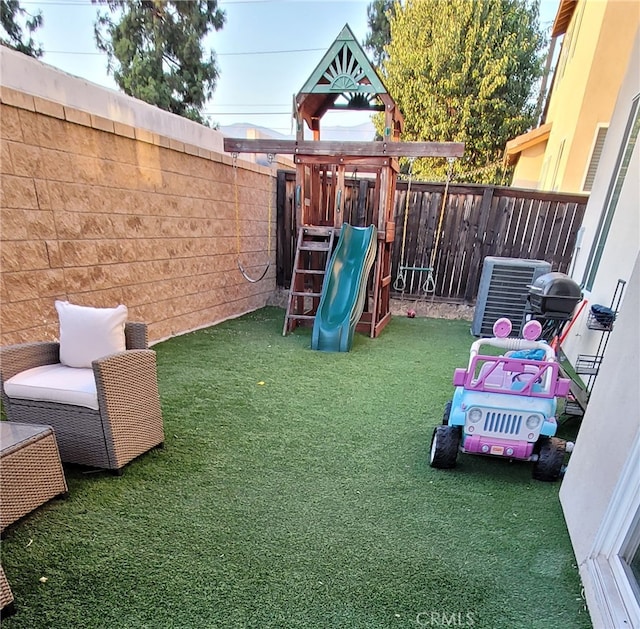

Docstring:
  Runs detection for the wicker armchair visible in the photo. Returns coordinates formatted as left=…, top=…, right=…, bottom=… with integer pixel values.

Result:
left=0, top=323, right=164, bottom=472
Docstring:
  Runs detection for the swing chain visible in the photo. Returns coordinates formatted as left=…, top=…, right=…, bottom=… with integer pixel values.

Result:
left=428, top=157, right=455, bottom=271
left=232, top=152, right=240, bottom=266
left=393, top=158, right=415, bottom=293
left=393, top=157, right=456, bottom=298
left=233, top=151, right=272, bottom=283
left=266, top=154, right=274, bottom=257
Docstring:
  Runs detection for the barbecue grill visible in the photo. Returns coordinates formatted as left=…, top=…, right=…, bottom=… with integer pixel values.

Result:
left=526, top=272, right=583, bottom=340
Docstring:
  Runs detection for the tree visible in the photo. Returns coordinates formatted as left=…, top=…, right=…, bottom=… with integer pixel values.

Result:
left=0, top=0, right=43, bottom=57
left=378, top=0, right=545, bottom=183
left=363, top=0, right=394, bottom=66
left=94, top=0, right=225, bottom=124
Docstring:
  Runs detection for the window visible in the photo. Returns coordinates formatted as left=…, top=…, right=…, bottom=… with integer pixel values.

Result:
left=625, top=519, right=640, bottom=604
left=550, top=139, right=565, bottom=191
left=583, top=125, right=608, bottom=192
left=556, top=34, right=570, bottom=81
left=585, top=434, right=640, bottom=626
left=583, top=95, right=640, bottom=290
left=568, top=0, right=586, bottom=61
left=539, top=156, right=550, bottom=190
left=556, top=0, right=586, bottom=81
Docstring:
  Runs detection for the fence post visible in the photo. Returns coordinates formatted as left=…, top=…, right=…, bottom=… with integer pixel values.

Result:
left=357, top=179, right=369, bottom=226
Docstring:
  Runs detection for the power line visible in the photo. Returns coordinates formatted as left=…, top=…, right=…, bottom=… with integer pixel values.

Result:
left=221, top=47, right=324, bottom=57
left=42, top=47, right=325, bottom=56
left=21, top=0, right=360, bottom=6
left=206, top=111, right=290, bottom=115
left=208, top=103, right=291, bottom=107
left=22, top=0, right=285, bottom=5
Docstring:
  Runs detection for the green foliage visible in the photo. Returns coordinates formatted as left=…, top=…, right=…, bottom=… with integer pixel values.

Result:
left=363, top=0, right=394, bottom=66
left=379, top=0, right=545, bottom=183
left=94, top=0, right=225, bottom=124
left=0, top=0, right=43, bottom=57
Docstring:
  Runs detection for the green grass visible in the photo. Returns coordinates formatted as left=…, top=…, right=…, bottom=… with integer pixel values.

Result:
left=1, top=308, right=591, bottom=629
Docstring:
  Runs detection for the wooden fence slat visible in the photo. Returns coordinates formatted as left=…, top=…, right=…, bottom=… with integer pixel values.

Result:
left=530, top=199, right=549, bottom=260
left=356, top=179, right=369, bottom=226
left=512, top=197, right=529, bottom=258
left=493, top=196, right=513, bottom=258
left=444, top=195, right=462, bottom=298
left=557, top=204, right=581, bottom=274
left=522, top=198, right=538, bottom=257
left=425, top=192, right=441, bottom=266
left=453, top=194, right=476, bottom=299
left=464, top=187, right=494, bottom=301
left=546, top=202, right=564, bottom=267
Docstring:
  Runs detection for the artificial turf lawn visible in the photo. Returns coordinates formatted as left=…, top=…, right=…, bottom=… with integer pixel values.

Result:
left=1, top=308, right=591, bottom=629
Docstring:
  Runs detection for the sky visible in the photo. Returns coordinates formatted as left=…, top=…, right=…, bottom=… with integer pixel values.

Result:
left=19, top=0, right=560, bottom=138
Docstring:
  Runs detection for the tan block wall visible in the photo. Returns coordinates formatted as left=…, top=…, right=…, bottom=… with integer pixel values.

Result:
left=0, top=88, right=276, bottom=346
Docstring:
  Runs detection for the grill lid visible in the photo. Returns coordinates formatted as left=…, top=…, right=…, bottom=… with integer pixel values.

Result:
left=528, top=272, right=582, bottom=298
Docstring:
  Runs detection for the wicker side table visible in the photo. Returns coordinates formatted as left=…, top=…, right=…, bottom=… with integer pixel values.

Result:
left=0, top=564, right=14, bottom=617
left=0, top=422, right=68, bottom=532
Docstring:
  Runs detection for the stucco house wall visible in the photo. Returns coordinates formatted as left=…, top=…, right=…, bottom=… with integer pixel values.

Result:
left=543, top=0, right=636, bottom=192
left=559, top=253, right=640, bottom=628
left=561, top=28, right=639, bottom=365
left=508, top=0, right=638, bottom=193
left=558, top=27, right=640, bottom=629
left=0, top=47, right=275, bottom=346
left=508, top=140, right=546, bottom=189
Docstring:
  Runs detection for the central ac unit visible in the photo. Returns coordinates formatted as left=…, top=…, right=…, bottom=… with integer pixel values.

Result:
left=471, top=257, right=552, bottom=337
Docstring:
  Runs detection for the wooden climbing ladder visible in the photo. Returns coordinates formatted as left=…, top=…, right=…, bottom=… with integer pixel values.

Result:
left=282, top=226, right=336, bottom=335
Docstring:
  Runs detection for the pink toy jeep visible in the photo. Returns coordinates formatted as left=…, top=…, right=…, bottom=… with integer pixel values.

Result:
left=429, top=318, right=574, bottom=481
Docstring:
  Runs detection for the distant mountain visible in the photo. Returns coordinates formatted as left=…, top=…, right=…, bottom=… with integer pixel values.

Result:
left=319, top=122, right=377, bottom=142
left=220, top=121, right=376, bottom=142
left=220, top=123, right=292, bottom=140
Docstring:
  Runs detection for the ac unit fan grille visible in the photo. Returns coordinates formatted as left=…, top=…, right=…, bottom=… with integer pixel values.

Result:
left=479, top=265, right=536, bottom=336
left=472, top=257, right=552, bottom=337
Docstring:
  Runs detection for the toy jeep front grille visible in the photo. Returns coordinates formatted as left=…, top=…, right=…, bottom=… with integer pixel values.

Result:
left=466, top=409, right=526, bottom=437
left=483, top=411, right=523, bottom=435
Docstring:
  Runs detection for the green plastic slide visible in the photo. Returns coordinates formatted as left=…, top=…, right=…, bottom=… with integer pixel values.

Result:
left=311, top=223, right=378, bottom=352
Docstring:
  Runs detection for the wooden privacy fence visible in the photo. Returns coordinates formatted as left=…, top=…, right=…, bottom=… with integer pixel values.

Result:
left=276, top=171, right=588, bottom=303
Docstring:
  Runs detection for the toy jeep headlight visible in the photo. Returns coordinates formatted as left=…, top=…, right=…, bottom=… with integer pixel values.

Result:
left=467, top=408, right=482, bottom=423
left=526, top=414, right=542, bottom=429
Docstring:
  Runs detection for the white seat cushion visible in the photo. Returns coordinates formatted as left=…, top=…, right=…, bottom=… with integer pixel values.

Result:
left=4, top=364, right=99, bottom=410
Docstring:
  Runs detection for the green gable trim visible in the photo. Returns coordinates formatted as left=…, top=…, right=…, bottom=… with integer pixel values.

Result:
left=298, top=24, right=388, bottom=97
left=311, top=84, right=380, bottom=94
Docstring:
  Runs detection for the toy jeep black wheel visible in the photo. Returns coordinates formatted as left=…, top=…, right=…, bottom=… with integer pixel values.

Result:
left=429, top=425, right=460, bottom=469
left=442, top=401, right=452, bottom=425
left=532, top=437, right=566, bottom=481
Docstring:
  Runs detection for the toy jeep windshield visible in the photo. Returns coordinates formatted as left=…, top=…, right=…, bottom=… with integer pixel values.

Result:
left=430, top=318, right=573, bottom=481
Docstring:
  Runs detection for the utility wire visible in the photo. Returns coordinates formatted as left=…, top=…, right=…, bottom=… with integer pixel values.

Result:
left=42, top=47, right=325, bottom=56
left=207, top=111, right=290, bottom=115
left=21, top=0, right=359, bottom=6
left=22, top=0, right=289, bottom=5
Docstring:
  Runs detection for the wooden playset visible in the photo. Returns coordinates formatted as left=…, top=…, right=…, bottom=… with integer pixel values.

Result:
left=224, top=24, right=463, bottom=341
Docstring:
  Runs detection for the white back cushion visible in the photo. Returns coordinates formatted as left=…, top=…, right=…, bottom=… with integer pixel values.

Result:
left=55, top=301, right=128, bottom=368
